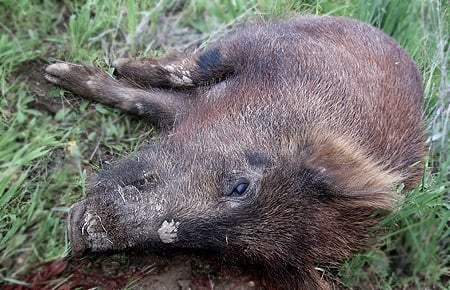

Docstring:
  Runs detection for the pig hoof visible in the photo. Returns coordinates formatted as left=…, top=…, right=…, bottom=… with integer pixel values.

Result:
left=45, top=62, right=79, bottom=78
left=111, top=58, right=130, bottom=70
left=45, top=62, right=86, bottom=86
left=45, top=62, right=72, bottom=74
left=45, top=62, right=111, bottom=97
left=112, top=58, right=160, bottom=79
left=45, top=63, right=70, bottom=84
left=112, top=58, right=153, bottom=78
left=111, top=58, right=133, bottom=77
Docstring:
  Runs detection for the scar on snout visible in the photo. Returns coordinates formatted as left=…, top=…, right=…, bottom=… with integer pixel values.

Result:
left=157, top=219, right=180, bottom=243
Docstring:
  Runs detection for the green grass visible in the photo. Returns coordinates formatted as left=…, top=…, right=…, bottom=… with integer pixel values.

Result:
left=0, top=0, right=448, bottom=288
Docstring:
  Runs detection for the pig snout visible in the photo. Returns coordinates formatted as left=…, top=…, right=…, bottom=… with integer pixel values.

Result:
left=67, top=188, right=178, bottom=255
left=68, top=199, right=117, bottom=255
left=68, top=200, right=89, bottom=255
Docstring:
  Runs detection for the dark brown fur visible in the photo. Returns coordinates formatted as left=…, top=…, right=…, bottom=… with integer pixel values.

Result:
left=45, top=16, right=425, bottom=289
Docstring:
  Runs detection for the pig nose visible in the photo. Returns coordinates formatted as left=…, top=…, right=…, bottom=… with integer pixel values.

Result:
left=68, top=200, right=88, bottom=256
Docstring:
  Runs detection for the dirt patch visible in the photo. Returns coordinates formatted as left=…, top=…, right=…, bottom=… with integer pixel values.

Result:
left=10, top=60, right=65, bottom=115
left=5, top=252, right=259, bottom=290
left=130, top=251, right=258, bottom=290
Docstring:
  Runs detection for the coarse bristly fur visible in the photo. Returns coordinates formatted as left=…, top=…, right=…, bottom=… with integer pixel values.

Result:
left=45, top=16, right=425, bottom=289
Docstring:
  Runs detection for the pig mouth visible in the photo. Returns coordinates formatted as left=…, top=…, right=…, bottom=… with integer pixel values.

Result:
left=68, top=200, right=113, bottom=255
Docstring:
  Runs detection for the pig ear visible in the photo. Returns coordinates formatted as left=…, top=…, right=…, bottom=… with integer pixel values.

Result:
left=303, top=162, right=400, bottom=211
left=303, top=136, right=401, bottom=208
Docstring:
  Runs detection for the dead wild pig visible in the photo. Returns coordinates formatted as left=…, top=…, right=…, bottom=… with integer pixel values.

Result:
left=45, top=16, right=424, bottom=289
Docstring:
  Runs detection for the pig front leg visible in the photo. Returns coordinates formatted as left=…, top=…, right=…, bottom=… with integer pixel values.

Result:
left=45, top=63, right=188, bottom=128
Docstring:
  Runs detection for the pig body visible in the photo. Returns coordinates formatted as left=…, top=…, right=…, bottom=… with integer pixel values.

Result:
left=45, top=16, right=424, bottom=289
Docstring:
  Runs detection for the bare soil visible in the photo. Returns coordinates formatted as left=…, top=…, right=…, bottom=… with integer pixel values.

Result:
left=7, top=252, right=258, bottom=289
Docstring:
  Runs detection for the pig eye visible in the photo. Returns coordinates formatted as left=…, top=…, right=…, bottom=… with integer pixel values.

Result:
left=227, top=178, right=250, bottom=197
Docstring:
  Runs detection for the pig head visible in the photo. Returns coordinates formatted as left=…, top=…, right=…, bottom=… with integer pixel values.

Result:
left=46, top=16, right=424, bottom=289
